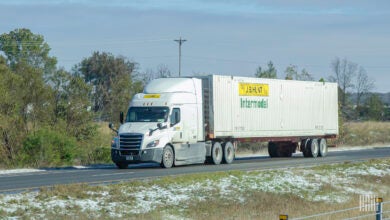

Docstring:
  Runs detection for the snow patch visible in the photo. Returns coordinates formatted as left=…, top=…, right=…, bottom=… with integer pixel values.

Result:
left=1, top=160, right=389, bottom=218
left=0, top=169, right=43, bottom=175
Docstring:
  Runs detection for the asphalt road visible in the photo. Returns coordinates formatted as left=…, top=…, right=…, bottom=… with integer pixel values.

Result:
left=1, top=147, right=389, bottom=193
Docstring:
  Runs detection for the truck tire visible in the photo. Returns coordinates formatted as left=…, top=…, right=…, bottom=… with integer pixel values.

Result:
left=115, top=162, right=128, bottom=169
left=301, top=139, right=310, bottom=157
left=161, top=145, right=174, bottom=168
left=222, top=141, right=235, bottom=164
left=211, top=142, right=223, bottom=165
left=307, top=139, right=319, bottom=158
left=268, top=142, right=278, bottom=158
left=318, top=138, right=328, bottom=157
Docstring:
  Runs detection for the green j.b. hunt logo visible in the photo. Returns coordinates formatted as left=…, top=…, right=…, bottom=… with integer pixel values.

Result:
left=240, top=98, right=268, bottom=109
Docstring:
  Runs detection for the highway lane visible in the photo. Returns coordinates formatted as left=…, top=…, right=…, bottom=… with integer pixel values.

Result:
left=1, top=147, right=389, bottom=193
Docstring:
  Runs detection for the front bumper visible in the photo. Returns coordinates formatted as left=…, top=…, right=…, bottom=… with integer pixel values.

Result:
left=111, top=148, right=163, bottom=164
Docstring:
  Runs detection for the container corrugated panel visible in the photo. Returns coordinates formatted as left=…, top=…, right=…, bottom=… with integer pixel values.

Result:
left=211, top=75, right=338, bottom=138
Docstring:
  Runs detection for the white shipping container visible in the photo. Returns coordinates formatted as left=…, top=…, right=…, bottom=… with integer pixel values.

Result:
left=206, top=75, right=338, bottom=139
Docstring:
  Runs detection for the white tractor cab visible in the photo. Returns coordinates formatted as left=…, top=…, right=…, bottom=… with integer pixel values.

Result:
left=109, top=77, right=210, bottom=169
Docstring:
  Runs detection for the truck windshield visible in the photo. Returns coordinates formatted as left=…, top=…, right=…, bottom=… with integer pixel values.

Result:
left=126, top=107, right=169, bottom=123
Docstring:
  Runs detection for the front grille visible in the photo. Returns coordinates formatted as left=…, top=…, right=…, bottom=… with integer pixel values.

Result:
left=120, top=150, right=139, bottom=156
left=119, top=133, right=143, bottom=150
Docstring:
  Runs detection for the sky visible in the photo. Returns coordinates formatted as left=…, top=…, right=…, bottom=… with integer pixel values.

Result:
left=0, top=0, right=389, bottom=92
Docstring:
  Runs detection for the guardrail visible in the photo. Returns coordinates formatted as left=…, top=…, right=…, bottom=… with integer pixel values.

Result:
left=280, top=197, right=389, bottom=220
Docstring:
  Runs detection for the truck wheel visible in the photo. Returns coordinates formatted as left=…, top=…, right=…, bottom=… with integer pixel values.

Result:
left=268, top=142, right=278, bottom=158
left=211, top=142, right=223, bottom=165
left=161, top=145, right=174, bottom=168
left=301, top=139, right=310, bottom=157
left=318, top=138, right=328, bottom=157
left=307, top=139, right=319, bottom=158
left=115, top=162, right=128, bottom=169
left=222, top=142, right=235, bottom=164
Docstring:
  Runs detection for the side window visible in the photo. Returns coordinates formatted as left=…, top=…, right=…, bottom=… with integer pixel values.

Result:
left=170, top=108, right=181, bottom=126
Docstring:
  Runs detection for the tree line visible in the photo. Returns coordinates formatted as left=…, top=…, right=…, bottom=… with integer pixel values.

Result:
left=0, top=28, right=168, bottom=167
left=0, top=28, right=388, bottom=167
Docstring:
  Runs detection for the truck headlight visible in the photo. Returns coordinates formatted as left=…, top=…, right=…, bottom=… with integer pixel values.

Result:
left=111, top=136, right=119, bottom=149
left=146, top=140, right=160, bottom=148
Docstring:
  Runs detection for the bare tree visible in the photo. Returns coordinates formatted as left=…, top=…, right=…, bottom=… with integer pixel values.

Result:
left=139, top=64, right=172, bottom=86
left=355, top=67, right=374, bottom=109
left=156, top=64, right=172, bottom=78
left=330, top=57, right=357, bottom=109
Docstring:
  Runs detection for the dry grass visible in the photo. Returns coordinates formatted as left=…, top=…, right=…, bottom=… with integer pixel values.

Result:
left=184, top=193, right=370, bottom=220
left=339, top=121, right=390, bottom=146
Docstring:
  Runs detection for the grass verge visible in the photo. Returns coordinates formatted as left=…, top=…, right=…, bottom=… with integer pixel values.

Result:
left=0, top=159, right=389, bottom=219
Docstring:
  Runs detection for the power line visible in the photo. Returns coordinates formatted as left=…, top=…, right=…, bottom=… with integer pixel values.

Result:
left=0, top=38, right=173, bottom=47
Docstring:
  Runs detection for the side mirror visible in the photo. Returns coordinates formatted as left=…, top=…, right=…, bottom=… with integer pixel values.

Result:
left=120, top=112, right=124, bottom=124
left=108, top=122, right=118, bottom=134
left=157, top=122, right=167, bottom=130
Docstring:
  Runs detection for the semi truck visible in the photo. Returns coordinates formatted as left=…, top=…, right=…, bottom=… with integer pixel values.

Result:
left=109, top=75, right=338, bottom=169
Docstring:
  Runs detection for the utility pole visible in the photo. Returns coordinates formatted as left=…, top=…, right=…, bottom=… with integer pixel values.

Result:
left=174, top=37, right=186, bottom=77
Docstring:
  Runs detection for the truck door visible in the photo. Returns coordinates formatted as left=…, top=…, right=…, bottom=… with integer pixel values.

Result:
left=170, top=107, right=184, bottom=142
left=170, top=105, right=203, bottom=163
left=170, top=105, right=198, bottom=143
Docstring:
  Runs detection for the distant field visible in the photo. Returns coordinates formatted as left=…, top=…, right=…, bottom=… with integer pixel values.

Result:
left=1, top=159, right=389, bottom=219
left=338, top=121, right=390, bottom=146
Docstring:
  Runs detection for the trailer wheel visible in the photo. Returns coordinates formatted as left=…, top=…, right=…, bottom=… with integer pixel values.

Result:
left=301, top=139, right=310, bottom=158
left=115, top=162, right=128, bottom=169
left=161, top=145, right=174, bottom=168
left=211, top=142, right=223, bottom=165
left=222, top=141, right=235, bottom=164
left=318, top=138, right=328, bottom=157
left=268, top=142, right=278, bottom=158
left=307, top=139, right=319, bottom=158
